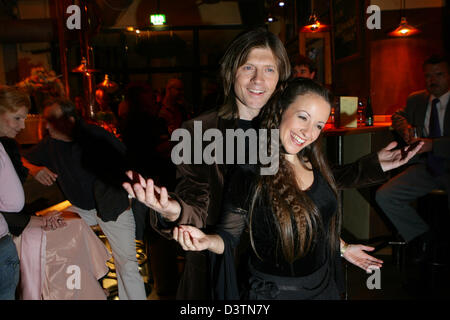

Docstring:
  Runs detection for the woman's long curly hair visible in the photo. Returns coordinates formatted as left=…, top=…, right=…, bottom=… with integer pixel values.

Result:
left=249, top=78, right=340, bottom=263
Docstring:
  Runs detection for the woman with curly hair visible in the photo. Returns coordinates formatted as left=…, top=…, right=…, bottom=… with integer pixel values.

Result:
left=172, top=78, right=422, bottom=299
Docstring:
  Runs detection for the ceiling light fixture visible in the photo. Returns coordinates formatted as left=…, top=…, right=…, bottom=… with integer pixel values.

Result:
left=300, top=13, right=328, bottom=32
left=388, top=0, right=420, bottom=37
left=266, top=13, right=278, bottom=23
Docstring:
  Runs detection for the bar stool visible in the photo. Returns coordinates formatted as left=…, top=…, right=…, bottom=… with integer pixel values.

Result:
left=417, top=189, right=450, bottom=292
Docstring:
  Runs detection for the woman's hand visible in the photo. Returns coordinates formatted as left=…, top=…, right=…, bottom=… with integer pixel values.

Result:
left=122, top=170, right=181, bottom=222
left=42, top=210, right=67, bottom=231
left=377, top=140, right=423, bottom=172
left=173, top=225, right=224, bottom=254
left=342, top=243, right=383, bottom=272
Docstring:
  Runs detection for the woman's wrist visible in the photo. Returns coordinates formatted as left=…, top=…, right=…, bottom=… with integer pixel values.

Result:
left=208, top=234, right=225, bottom=254
left=340, top=241, right=349, bottom=257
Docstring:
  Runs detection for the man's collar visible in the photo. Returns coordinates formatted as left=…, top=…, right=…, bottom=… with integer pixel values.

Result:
left=430, top=90, right=450, bottom=107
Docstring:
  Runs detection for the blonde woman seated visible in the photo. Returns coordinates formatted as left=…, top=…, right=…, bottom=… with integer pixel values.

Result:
left=0, top=86, right=110, bottom=300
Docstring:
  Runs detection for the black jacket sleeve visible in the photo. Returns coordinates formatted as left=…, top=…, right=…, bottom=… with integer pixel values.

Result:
left=1, top=212, right=31, bottom=236
left=332, top=153, right=387, bottom=189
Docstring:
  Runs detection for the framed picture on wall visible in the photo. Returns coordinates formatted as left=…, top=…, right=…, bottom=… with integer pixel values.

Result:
left=331, top=0, right=361, bottom=63
left=299, top=31, right=332, bottom=86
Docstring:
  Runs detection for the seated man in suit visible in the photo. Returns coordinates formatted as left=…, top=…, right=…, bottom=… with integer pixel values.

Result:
left=376, top=54, right=450, bottom=262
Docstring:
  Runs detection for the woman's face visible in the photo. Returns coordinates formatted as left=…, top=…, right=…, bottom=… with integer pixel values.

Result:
left=0, top=106, right=28, bottom=138
left=279, top=93, right=330, bottom=155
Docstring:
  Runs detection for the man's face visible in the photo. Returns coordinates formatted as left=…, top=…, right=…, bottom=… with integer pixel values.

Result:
left=43, top=104, right=74, bottom=142
left=234, top=47, right=279, bottom=120
left=424, top=62, right=450, bottom=98
left=167, top=79, right=184, bottom=104
left=293, top=65, right=315, bottom=79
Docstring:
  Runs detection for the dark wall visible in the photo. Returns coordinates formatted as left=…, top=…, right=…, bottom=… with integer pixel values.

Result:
left=369, top=7, right=445, bottom=115
left=332, top=2, right=447, bottom=115
left=332, top=0, right=369, bottom=99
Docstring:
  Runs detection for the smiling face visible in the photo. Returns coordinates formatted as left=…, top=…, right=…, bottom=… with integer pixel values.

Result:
left=0, top=106, right=28, bottom=138
left=279, top=93, right=331, bottom=155
left=234, top=47, right=280, bottom=120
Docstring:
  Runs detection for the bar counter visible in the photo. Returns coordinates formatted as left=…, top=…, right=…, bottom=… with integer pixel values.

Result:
left=324, top=122, right=392, bottom=136
left=322, top=121, right=394, bottom=241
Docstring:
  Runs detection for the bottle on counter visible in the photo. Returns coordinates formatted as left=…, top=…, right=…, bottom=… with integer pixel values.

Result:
left=329, top=106, right=336, bottom=127
left=365, top=96, right=374, bottom=126
left=357, top=99, right=365, bottom=127
left=333, top=96, right=340, bottom=128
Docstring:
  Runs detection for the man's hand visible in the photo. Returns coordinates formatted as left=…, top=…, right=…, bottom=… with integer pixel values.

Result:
left=413, top=138, right=433, bottom=154
left=391, top=114, right=415, bottom=144
left=22, top=157, right=58, bottom=186
left=34, top=167, right=58, bottom=186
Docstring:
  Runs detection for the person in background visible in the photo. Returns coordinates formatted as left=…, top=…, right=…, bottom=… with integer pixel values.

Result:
left=0, top=86, right=29, bottom=300
left=159, top=78, right=191, bottom=135
left=0, top=86, right=65, bottom=300
left=201, top=79, right=221, bottom=114
left=158, top=78, right=191, bottom=191
left=376, top=54, right=450, bottom=263
left=292, top=54, right=317, bottom=80
left=119, top=82, right=179, bottom=299
left=22, top=98, right=147, bottom=300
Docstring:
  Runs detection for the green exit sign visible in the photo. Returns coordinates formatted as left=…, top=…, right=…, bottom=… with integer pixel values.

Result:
left=150, top=14, right=166, bottom=25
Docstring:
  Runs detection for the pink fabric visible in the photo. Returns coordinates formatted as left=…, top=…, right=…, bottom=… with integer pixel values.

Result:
left=17, top=212, right=111, bottom=300
left=19, top=216, right=45, bottom=300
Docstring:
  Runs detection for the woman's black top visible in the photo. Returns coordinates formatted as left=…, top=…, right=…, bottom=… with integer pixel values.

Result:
left=211, top=153, right=387, bottom=299
left=219, top=164, right=337, bottom=277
